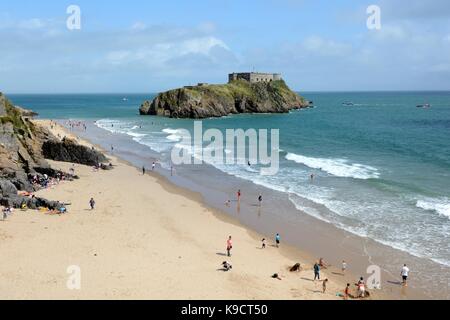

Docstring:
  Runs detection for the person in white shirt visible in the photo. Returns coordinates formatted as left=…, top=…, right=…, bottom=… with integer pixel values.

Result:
left=401, top=264, right=410, bottom=287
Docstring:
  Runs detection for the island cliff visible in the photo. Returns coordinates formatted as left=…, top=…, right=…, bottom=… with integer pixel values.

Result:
left=139, top=79, right=308, bottom=119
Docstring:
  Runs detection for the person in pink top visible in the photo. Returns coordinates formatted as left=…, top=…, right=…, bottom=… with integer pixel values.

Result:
left=226, top=236, right=233, bottom=257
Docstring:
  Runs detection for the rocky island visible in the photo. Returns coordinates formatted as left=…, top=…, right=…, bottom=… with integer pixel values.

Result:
left=140, top=72, right=308, bottom=119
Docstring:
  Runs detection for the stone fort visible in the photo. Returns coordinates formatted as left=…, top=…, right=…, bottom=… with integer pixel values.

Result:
left=228, top=72, right=282, bottom=84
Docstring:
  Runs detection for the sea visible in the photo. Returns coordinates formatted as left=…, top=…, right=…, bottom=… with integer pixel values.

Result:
left=8, top=91, right=450, bottom=298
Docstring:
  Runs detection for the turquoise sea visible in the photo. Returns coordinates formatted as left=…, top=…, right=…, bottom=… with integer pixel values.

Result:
left=9, top=91, right=450, bottom=269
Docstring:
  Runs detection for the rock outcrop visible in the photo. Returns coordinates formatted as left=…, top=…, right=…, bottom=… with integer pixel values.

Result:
left=42, top=138, right=107, bottom=167
left=0, top=92, right=52, bottom=191
left=0, top=92, right=109, bottom=209
left=140, top=79, right=308, bottom=119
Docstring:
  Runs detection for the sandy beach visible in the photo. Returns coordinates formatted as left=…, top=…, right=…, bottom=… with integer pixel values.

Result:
left=0, top=120, right=389, bottom=300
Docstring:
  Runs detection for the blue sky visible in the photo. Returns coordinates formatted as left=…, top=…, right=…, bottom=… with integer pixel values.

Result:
left=1, top=0, right=450, bottom=93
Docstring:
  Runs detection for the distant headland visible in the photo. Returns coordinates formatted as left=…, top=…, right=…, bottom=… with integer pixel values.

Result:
left=139, top=72, right=308, bottom=119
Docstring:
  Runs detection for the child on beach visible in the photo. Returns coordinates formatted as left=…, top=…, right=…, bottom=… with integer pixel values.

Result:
left=342, top=260, right=347, bottom=275
left=275, top=233, right=281, bottom=248
left=89, top=198, right=96, bottom=210
left=290, top=263, right=302, bottom=272
left=323, top=279, right=329, bottom=294
left=401, top=264, right=410, bottom=287
left=344, top=283, right=351, bottom=300
left=222, top=261, right=232, bottom=272
left=261, top=238, right=267, bottom=249
left=226, top=236, right=233, bottom=257
left=2, top=207, right=11, bottom=220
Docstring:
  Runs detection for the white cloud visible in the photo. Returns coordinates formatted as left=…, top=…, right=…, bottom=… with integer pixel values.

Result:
left=302, top=36, right=352, bottom=56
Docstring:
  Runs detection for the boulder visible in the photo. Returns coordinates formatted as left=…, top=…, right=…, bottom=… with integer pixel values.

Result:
left=42, top=138, right=107, bottom=166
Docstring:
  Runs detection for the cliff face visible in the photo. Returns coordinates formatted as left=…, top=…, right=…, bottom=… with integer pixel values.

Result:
left=140, top=80, right=308, bottom=119
left=0, top=92, right=108, bottom=208
left=0, top=92, right=51, bottom=191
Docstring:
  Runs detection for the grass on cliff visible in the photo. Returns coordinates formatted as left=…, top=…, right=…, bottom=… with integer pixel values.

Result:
left=185, top=79, right=297, bottom=101
left=0, top=96, right=32, bottom=137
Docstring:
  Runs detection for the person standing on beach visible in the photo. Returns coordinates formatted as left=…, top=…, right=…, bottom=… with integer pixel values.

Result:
left=152, top=162, right=156, bottom=171
left=261, top=238, right=267, bottom=249
left=142, top=166, right=146, bottom=175
left=89, top=198, right=96, bottom=211
left=344, top=283, right=351, bottom=300
left=401, top=264, right=410, bottom=287
left=357, top=277, right=366, bottom=298
left=314, top=262, right=321, bottom=281
left=226, top=236, right=233, bottom=257
left=342, top=260, right=347, bottom=275
left=258, top=194, right=263, bottom=207
left=237, top=190, right=241, bottom=203
left=275, top=233, right=281, bottom=248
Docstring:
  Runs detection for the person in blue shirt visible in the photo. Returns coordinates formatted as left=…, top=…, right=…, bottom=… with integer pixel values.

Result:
left=314, top=262, right=321, bottom=281
left=275, top=233, right=281, bottom=248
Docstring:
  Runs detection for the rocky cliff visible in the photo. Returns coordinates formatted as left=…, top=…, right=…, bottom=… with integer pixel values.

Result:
left=140, top=79, right=308, bottom=119
left=0, top=92, right=108, bottom=209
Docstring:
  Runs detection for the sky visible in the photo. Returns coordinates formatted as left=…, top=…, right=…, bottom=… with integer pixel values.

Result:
left=0, top=0, right=450, bottom=93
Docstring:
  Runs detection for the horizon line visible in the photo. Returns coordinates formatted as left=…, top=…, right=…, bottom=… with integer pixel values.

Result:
left=5, top=89, right=450, bottom=95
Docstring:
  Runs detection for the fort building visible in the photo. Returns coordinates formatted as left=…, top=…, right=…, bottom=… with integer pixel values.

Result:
left=228, top=72, right=282, bottom=84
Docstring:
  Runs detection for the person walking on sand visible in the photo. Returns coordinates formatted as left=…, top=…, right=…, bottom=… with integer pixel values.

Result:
left=237, top=189, right=241, bottom=203
left=323, top=279, right=329, bottom=294
left=342, top=260, right=347, bottom=275
left=314, top=262, right=321, bottom=281
left=152, top=162, right=156, bottom=171
left=401, top=264, right=410, bottom=287
left=226, top=236, right=233, bottom=257
left=258, top=194, right=263, bottom=207
left=89, top=198, right=96, bottom=211
left=142, top=166, right=146, bottom=175
left=261, top=238, right=267, bottom=249
left=275, top=233, right=281, bottom=248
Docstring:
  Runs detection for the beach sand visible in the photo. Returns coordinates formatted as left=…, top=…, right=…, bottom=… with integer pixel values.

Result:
left=0, top=121, right=383, bottom=300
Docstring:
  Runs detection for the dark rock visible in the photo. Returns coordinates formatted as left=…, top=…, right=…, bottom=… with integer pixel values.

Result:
left=42, top=138, right=107, bottom=166
left=0, top=179, right=18, bottom=197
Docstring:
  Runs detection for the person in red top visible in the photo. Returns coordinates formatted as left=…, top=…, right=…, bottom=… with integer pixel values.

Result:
left=237, top=190, right=241, bottom=203
left=226, top=236, right=233, bottom=257
left=344, top=283, right=351, bottom=300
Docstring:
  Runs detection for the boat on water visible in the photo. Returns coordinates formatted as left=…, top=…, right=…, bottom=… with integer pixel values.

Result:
left=342, top=101, right=354, bottom=106
left=416, top=103, right=431, bottom=108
